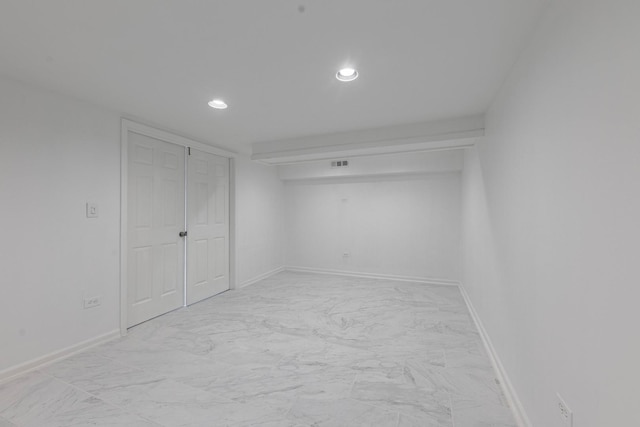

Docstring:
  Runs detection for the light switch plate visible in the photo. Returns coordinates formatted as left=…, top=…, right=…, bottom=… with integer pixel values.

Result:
left=86, top=202, right=99, bottom=218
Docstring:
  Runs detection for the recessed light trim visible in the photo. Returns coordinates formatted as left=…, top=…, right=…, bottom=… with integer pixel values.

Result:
left=336, top=67, right=358, bottom=82
left=208, top=99, right=228, bottom=109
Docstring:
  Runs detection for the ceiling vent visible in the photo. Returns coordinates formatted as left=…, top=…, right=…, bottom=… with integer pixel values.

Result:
left=331, top=160, right=349, bottom=168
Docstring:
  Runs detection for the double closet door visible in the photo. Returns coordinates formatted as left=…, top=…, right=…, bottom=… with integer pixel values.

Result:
left=127, top=132, right=229, bottom=328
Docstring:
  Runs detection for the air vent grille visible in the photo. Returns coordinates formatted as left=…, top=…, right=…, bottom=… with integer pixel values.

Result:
left=331, top=160, right=349, bottom=168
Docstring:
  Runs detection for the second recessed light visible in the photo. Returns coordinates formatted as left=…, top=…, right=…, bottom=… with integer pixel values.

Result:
left=208, top=99, right=228, bottom=109
left=336, top=67, right=358, bottom=82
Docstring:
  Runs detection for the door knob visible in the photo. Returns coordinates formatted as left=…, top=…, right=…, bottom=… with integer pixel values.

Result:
left=179, top=231, right=188, bottom=237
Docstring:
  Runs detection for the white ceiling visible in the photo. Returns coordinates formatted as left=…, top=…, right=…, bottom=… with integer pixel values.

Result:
left=0, top=0, right=547, bottom=153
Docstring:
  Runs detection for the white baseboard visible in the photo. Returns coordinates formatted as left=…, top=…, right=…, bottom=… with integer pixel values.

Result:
left=458, top=284, right=532, bottom=427
left=238, top=266, right=285, bottom=288
left=284, top=266, right=459, bottom=286
left=0, top=329, right=121, bottom=384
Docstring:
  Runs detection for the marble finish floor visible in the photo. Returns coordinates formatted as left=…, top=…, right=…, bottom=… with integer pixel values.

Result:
left=0, top=271, right=515, bottom=426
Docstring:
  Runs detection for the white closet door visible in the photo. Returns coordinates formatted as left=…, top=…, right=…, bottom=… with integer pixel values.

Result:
left=127, top=133, right=186, bottom=327
left=187, top=148, right=230, bottom=304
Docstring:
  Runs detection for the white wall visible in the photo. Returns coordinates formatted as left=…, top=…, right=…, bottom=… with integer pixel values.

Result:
left=0, top=77, right=121, bottom=373
left=460, top=0, right=640, bottom=426
left=0, top=76, right=285, bottom=374
left=235, top=156, right=285, bottom=285
left=283, top=152, right=462, bottom=282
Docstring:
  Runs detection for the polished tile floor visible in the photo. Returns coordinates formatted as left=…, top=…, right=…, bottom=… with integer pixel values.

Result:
left=0, top=271, right=515, bottom=426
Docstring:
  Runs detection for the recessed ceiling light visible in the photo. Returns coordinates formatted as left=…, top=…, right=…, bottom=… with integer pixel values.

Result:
left=208, top=99, right=228, bottom=109
left=336, top=67, right=358, bottom=82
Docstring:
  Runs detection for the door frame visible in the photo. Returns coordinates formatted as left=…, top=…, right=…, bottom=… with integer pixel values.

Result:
left=120, top=119, right=237, bottom=336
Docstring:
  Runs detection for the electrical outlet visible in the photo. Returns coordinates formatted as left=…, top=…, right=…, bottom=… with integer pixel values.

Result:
left=557, top=393, right=573, bottom=426
left=83, top=296, right=101, bottom=309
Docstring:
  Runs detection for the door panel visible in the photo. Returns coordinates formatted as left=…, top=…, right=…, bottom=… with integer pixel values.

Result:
left=127, top=132, right=185, bottom=327
left=187, top=149, right=230, bottom=304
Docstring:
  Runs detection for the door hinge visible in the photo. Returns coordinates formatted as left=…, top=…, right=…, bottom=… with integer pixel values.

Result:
left=188, top=147, right=191, bottom=155
left=179, top=231, right=188, bottom=237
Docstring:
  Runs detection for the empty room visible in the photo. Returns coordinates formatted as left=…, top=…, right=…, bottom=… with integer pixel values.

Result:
left=0, top=1, right=638, bottom=426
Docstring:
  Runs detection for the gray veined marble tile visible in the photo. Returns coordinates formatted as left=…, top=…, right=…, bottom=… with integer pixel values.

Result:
left=350, top=350, right=446, bottom=386
left=0, top=371, right=158, bottom=427
left=202, top=330, right=310, bottom=368
left=129, top=325, right=222, bottom=358
left=86, top=373, right=281, bottom=427
left=400, top=329, right=483, bottom=354
left=42, top=351, right=133, bottom=378
left=25, top=404, right=161, bottom=427
left=42, top=353, right=168, bottom=398
left=0, top=416, right=16, bottom=427
left=397, top=413, right=449, bottom=427
left=287, top=397, right=399, bottom=427
left=88, top=335, right=219, bottom=375
left=0, top=371, right=73, bottom=415
left=188, top=317, right=256, bottom=336
left=0, top=272, right=512, bottom=426
left=403, top=359, right=506, bottom=406
left=279, top=340, right=413, bottom=381
left=351, top=377, right=453, bottom=427
left=451, top=395, right=517, bottom=427
left=182, top=357, right=357, bottom=416
left=445, top=348, right=494, bottom=370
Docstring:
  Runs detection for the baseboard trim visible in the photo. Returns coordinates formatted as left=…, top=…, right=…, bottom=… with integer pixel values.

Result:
left=458, top=284, right=532, bottom=427
left=0, top=329, right=121, bottom=384
left=284, top=266, right=459, bottom=286
left=239, top=266, right=285, bottom=288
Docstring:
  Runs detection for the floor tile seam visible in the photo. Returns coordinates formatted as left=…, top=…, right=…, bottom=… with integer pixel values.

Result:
left=0, top=415, right=16, bottom=427
left=348, top=372, right=359, bottom=397
left=280, top=393, right=298, bottom=420
left=449, top=393, right=456, bottom=427
left=120, top=334, right=236, bottom=370
left=447, top=391, right=517, bottom=424
left=344, top=396, right=403, bottom=420
left=264, top=330, right=358, bottom=351
left=154, top=372, right=240, bottom=406
left=93, top=351, right=157, bottom=375
left=85, top=344, right=170, bottom=376
left=42, top=365, right=251, bottom=422
left=35, top=370, right=165, bottom=427
left=90, top=351, right=243, bottom=406
left=390, top=402, right=454, bottom=427
left=258, top=327, right=326, bottom=344
left=41, top=350, right=240, bottom=408
left=359, top=374, right=451, bottom=398
left=313, top=334, right=374, bottom=353
left=271, top=355, right=288, bottom=374
left=447, top=387, right=511, bottom=406
left=395, top=411, right=451, bottom=427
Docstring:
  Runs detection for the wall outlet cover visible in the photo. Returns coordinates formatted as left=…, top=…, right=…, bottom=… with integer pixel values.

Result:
left=83, top=296, right=102, bottom=309
left=557, top=393, right=573, bottom=426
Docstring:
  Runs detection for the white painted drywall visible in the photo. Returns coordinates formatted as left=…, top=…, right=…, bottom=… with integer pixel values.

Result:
left=460, top=0, right=640, bottom=426
left=234, top=155, right=285, bottom=286
left=0, top=77, right=121, bottom=373
left=284, top=167, right=461, bottom=282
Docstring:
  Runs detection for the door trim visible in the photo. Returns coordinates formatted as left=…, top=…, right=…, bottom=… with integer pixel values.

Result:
left=120, top=119, right=237, bottom=336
